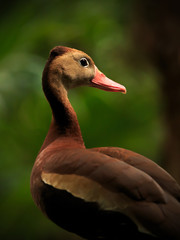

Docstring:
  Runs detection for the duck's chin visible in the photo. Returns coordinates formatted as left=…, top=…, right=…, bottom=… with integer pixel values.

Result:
left=90, top=66, right=126, bottom=93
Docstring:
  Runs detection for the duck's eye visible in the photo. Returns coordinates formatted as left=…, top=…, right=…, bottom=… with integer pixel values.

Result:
left=79, top=58, right=89, bottom=67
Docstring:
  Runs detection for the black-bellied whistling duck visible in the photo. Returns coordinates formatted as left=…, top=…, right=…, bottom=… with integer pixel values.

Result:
left=30, top=46, right=180, bottom=240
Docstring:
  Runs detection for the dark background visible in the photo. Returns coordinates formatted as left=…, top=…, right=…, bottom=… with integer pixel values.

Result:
left=0, top=0, right=180, bottom=239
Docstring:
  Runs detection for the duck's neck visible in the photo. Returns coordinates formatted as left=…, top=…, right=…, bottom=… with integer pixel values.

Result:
left=40, top=78, right=84, bottom=152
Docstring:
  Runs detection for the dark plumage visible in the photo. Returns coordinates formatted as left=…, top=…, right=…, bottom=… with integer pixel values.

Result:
left=30, top=46, right=180, bottom=240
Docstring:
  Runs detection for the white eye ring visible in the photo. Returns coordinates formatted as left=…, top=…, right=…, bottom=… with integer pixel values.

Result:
left=79, top=57, right=89, bottom=67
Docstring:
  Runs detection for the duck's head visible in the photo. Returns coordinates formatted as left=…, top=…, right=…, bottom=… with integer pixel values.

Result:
left=42, top=46, right=126, bottom=94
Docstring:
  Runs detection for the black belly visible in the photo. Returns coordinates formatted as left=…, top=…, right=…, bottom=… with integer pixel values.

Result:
left=40, top=184, right=160, bottom=240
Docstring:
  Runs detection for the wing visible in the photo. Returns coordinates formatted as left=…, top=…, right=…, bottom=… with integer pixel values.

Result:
left=40, top=148, right=165, bottom=203
left=91, top=147, right=180, bottom=201
left=38, top=147, right=180, bottom=238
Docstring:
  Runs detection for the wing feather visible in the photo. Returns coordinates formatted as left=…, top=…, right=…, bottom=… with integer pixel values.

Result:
left=40, top=148, right=166, bottom=203
left=91, top=147, right=180, bottom=200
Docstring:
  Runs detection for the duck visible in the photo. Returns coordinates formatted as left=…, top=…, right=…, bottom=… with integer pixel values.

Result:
left=30, top=46, right=180, bottom=240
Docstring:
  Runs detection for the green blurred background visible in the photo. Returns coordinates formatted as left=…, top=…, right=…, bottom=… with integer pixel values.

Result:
left=1, top=0, right=180, bottom=239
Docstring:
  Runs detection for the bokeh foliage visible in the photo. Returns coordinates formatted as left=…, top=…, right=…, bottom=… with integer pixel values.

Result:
left=0, top=0, right=164, bottom=239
